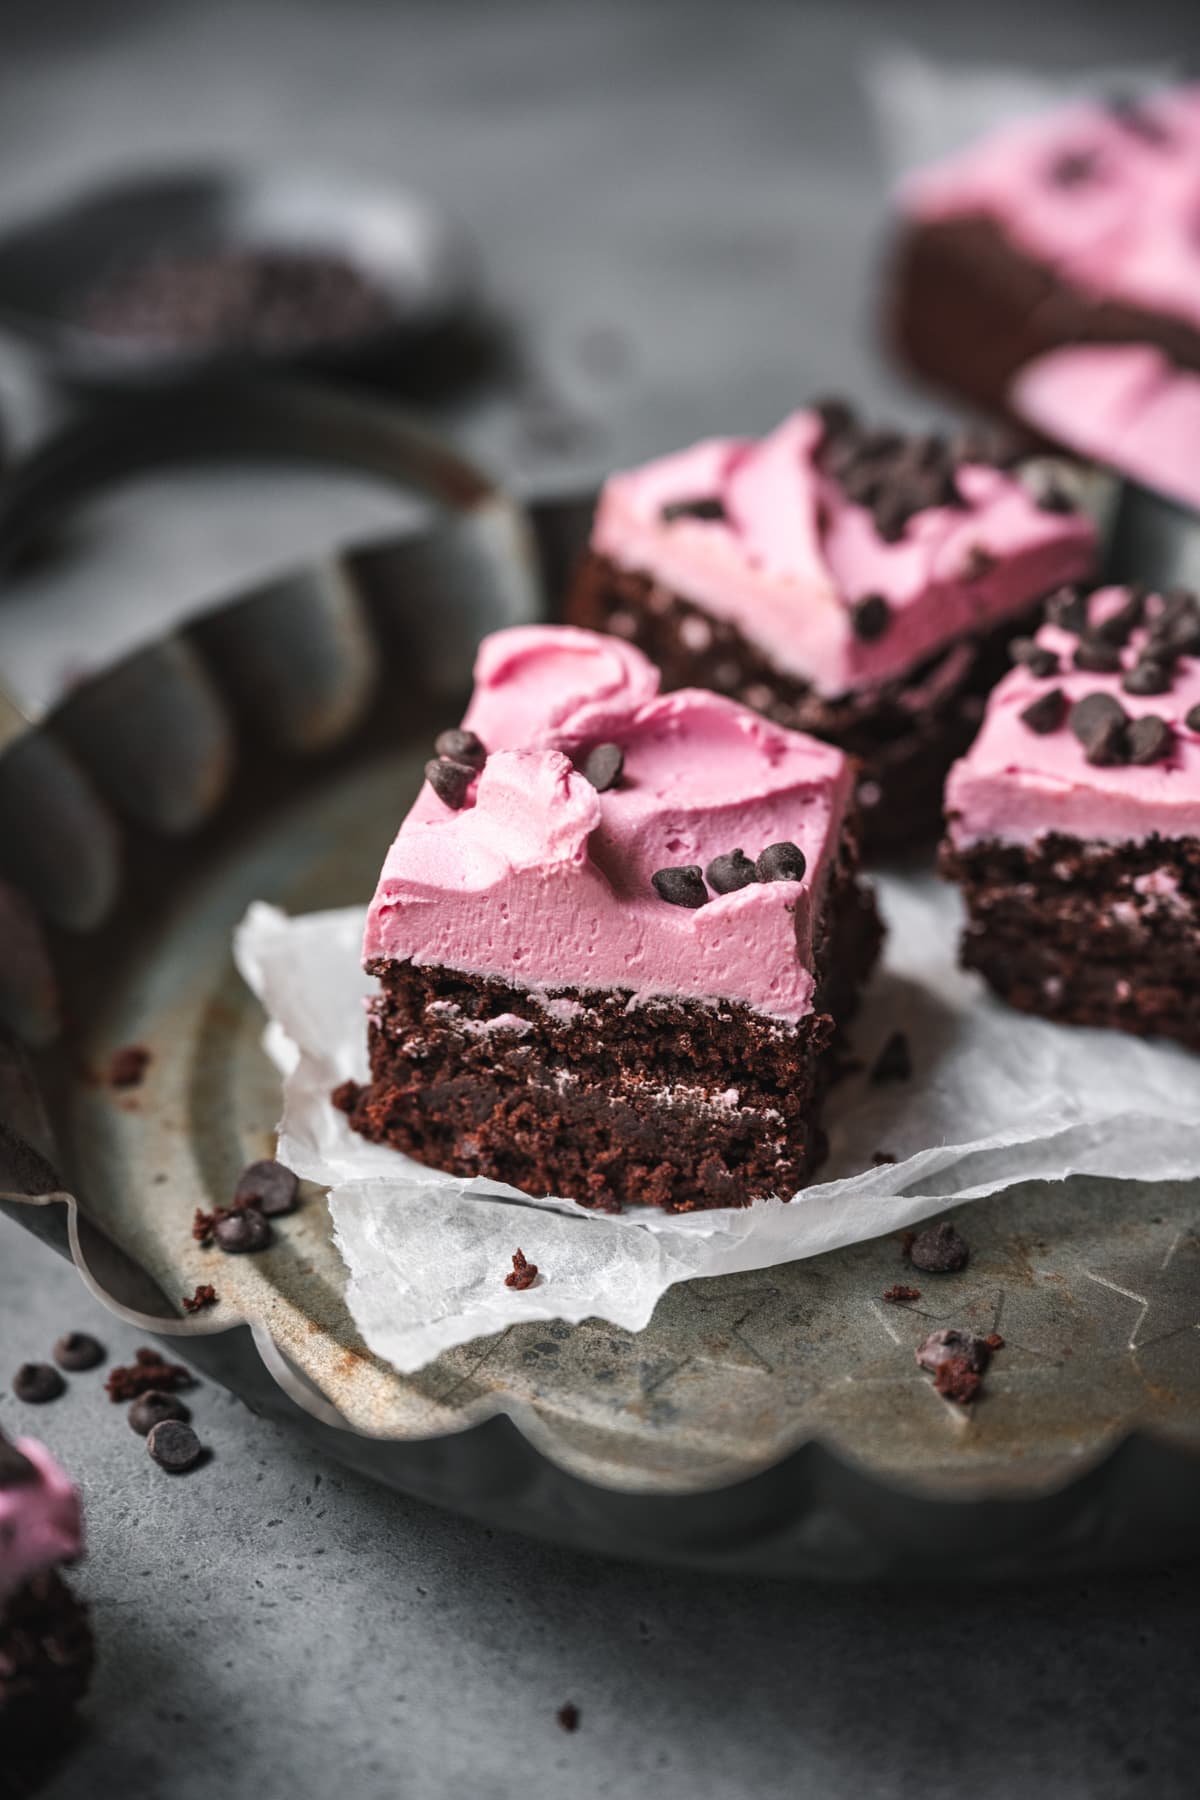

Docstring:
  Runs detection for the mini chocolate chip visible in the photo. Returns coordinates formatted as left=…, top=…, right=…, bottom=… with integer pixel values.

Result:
left=1187, top=704, right=1200, bottom=732
left=13, top=1363, right=65, bottom=1404
left=128, top=1390, right=192, bottom=1437
left=1073, top=638, right=1123, bottom=674
left=1126, top=715, right=1174, bottom=765
left=214, top=1207, right=272, bottom=1254
left=1069, top=692, right=1129, bottom=765
left=582, top=743, right=624, bottom=792
left=909, top=1221, right=970, bottom=1274
left=1121, top=659, right=1171, bottom=696
left=915, top=1327, right=991, bottom=1375
left=0, top=1439, right=38, bottom=1486
left=706, top=849, right=758, bottom=894
left=870, top=1031, right=912, bottom=1084
left=660, top=495, right=725, bottom=523
left=234, top=1159, right=299, bottom=1218
left=1094, top=588, right=1145, bottom=645
left=1045, top=585, right=1089, bottom=633
left=52, top=1332, right=105, bottom=1372
left=434, top=728, right=486, bottom=770
left=425, top=756, right=475, bottom=810
left=651, top=865, right=708, bottom=908
left=1036, top=482, right=1078, bottom=515
left=1010, top=638, right=1058, bottom=679
left=147, top=1418, right=203, bottom=1473
left=756, top=841, right=807, bottom=884
left=851, top=593, right=890, bottom=641
left=1019, top=689, right=1067, bottom=735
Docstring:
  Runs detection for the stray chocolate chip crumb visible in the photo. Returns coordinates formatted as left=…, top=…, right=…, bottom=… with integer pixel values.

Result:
left=882, top=1284, right=921, bottom=1303
left=1019, top=688, right=1066, bottom=735
left=505, top=1249, right=539, bottom=1290
left=706, top=848, right=758, bottom=894
left=12, top=1363, right=65, bottom=1404
left=985, top=1332, right=1005, bottom=1351
left=915, top=1327, right=991, bottom=1375
left=651, top=865, right=708, bottom=908
left=106, top=1347, right=193, bottom=1403
left=192, top=1208, right=217, bottom=1246
left=52, top=1332, right=105, bottom=1372
left=756, top=841, right=807, bottom=883
left=557, top=1702, right=580, bottom=1733
left=1010, top=638, right=1058, bottom=679
left=434, top=728, right=486, bottom=770
left=1045, top=585, right=1089, bottom=633
left=214, top=1207, right=272, bottom=1254
left=331, top=1078, right=361, bottom=1115
left=870, top=1031, right=912, bottom=1084
left=109, top=1044, right=151, bottom=1089
left=909, top=1221, right=970, bottom=1274
left=1126, top=715, right=1173, bottom=766
left=1070, top=692, right=1129, bottom=766
left=851, top=593, right=890, bottom=641
left=128, top=1390, right=191, bottom=1436
left=660, top=496, right=725, bottom=523
left=961, top=544, right=997, bottom=582
left=425, top=756, right=475, bottom=811
left=582, top=742, right=624, bottom=792
left=234, top=1158, right=299, bottom=1217
left=182, top=1285, right=218, bottom=1314
left=933, top=1358, right=982, bottom=1404
left=1073, top=637, right=1122, bottom=675
left=147, top=1418, right=203, bottom=1473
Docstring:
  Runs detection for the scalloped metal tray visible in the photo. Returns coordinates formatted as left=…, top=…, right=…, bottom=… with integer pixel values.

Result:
left=2, top=402, right=1198, bottom=1580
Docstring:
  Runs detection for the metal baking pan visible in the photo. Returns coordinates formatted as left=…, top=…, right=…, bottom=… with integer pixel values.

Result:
left=1, top=398, right=1197, bottom=1580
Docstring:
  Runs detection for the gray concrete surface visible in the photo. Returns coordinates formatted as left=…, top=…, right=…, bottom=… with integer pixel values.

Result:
left=1, top=1, right=1198, bottom=1794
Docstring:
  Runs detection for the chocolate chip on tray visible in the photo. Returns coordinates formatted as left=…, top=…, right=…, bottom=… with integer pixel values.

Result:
left=214, top=1207, right=272, bottom=1254
left=52, top=1332, right=105, bottom=1372
left=146, top=1418, right=203, bottom=1473
left=128, top=1390, right=192, bottom=1437
left=651, top=865, right=708, bottom=908
left=12, top=1363, right=65, bottom=1404
left=908, top=1221, right=970, bottom=1274
left=706, top=849, right=758, bottom=894
left=915, top=1327, right=990, bottom=1375
left=582, top=743, right=624, bottom=792
left=755, top=842, right=807, bottom=883
left=425, top=756, right=475, bottom=811
left=1019, top=689, right=1066, bottom=735
left=234, top=1158, right=299, bottom=1217
left=434, top=728, right=486, bottom=769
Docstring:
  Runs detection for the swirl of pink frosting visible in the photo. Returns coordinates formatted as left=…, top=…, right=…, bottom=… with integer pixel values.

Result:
left=364, top=627, right=855, bottom=1022
left=903, top=86, right=1200, bottom=333
left=946, top=588, right=1200, bottom=848
left=0, top=1435, right=84, bottom=1604
left=591, top=410, right=1094, bottom=697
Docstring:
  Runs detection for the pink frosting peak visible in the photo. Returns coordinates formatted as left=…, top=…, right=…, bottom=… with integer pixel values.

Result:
left=364, top=628, right=855, bottom=1021
left=946, top=588, right=1200, bottom=848
left=0, top=1435, right=84, bottom=1604
left=591, top=409, right=1094, bottom=697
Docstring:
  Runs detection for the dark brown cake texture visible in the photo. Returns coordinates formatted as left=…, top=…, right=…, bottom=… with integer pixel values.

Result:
left=0, top=1568, right=94, bottom=1741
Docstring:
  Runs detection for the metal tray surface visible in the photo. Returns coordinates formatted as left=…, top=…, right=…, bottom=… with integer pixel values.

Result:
left=1, top=410, right=1198, bottom=1579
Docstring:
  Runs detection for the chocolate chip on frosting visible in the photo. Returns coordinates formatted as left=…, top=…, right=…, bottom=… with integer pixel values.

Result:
left=1019, top=688, right=1067, bottom=735
left=434, top=728, right=486, bottom=770
left=850, top=593, right=890, bottom=641
left=660, top=496, right=726, bottom=523
left=425, top=756, right=476, bottom=811
left=1069, top=692, right=1128, bottom=765
left=1093, top=586, right=1145, bottom=645
left=1073, top=637, right=1123, bottom=675
left=651, top=865, right=708, bottom=908
left=756, top=841, right=807, bottom=884
left=1151, top=588, right=1200, bottom=656
left=706, top=849, right=758, bottom=894
left=1126, top=715, right=1174, bottom=766
left=1045, top=585, right=1089, bottom=633
left=1122, top=658, right=1171, bottom=696
left=1187, top=704, right=1200, bottom=733
left=1010, top=638, right=1059, bottom=679
left=582, top=743, right=624, bottom=792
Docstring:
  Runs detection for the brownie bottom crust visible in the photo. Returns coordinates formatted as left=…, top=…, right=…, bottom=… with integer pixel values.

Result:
left=0, top=1569, right=94, bottom=1740
left=567, top=549, right=1045, bottom=856
left=336, top=853, right=882, bottom=1212
left=941, top=833, right=1200, bottom=1049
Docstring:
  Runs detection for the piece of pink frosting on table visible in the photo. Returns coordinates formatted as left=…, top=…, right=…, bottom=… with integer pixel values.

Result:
left=590, top=409, right=1094, bottom=697
left=0, top=1436, right=84, bottom=1605
left=363, top=627, right=856, bottom=1023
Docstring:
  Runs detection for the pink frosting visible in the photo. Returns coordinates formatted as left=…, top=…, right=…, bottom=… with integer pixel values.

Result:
left=904, top=86, right=1200, bottom=333
left=364, top=627, right=855, bottom=1022
left=1012, top=343, right=1200, bottom=511
left=946, top=588, right=1200, bottom=848
left=591, top=410, right=1094, bottom=697
left=0, top=1436, right=84, bottom=1605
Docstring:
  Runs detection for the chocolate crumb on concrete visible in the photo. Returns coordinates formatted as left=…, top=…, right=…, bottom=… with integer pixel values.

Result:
left=909, top=1220, right=970, bottom=1273
left=505, top=1250, right=539, bottom=1291
left=933, top=1358, right=982, bottom=1404
left=557, top=1703, right=580, bottom=1733
left=109, top=1044, right=151, bottom=1088
left=182, top=1285, right=218, bottom=1314
left=882, top=1284, right=921, bottom=1303
left=214, top=1207, right=272, bottom=1254
left=147, top=1419, right=203, bottom=1473
left=106, top=1347, right=194, bottom=1403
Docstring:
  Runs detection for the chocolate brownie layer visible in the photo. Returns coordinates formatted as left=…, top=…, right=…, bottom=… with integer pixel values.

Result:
left=0, top=1569, right=94, bottom=1739
left=568, top=548, right=1048, bottom=854
left=888, top=214, right=1200, bottom=421
left=941, top=832, right=1200, bottom=1047
left=336, top=846, right=881, bottom=1212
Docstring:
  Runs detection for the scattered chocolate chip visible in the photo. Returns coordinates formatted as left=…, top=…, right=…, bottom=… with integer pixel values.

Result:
left=182, top=1285, right=218, bottom=1314
left=434, top=728, right=486, bottom=769
left=961, top=544, right=997, bottom=582
left=147, top=1418, right=203, bottom=1473
left=109, top=1044, right=151, bottom=1089
left=1045, top=585, right=1089, bottom=633
left=706, top=849, right=758, bottom=894
left=1048, top=147, right=1101, bottom=186
left=1126, top=715, right=1174, bottom=765
left=1151, top=589, right=1200, bottom=655
left=985, top=1332, right=1006, bottom=1352
left=909, top=1221, right=970, bottom=1274
left=651, top=865, right=708, bottom=908
left=1070, top=692, right=1129, bottom=765
left=851, top=593, right=891, bottom=641
left=882, top=1284, right=921, bottom=1303
left=214, top=1207, right=272, bottom=1254
left=660, top=495, right=725, bottom=523
left=1010, top=638, right=1058, bottom=679
left=870, top=1031, right=912, bottom=1084
left=933, top=1357, right=983, bottom=1404
left=1093, top=588, right=1145, bottom=645
left=505, top=1249, right=538, bottom=1290
left=1122, top=659, right=1171, bottom=696
left=755, top=841, right=807, bottom=884
left=12, top=1363, right=65, bottom=1404
left=1019, top=688, right=1067, bottom=735
left=425, top=756, right=475, bottom=810
left=557, top=1702, right=580, bottom=1733
left=0, top=1438, right=38, bottom=1486
left=128, top=1390, right=192, bottom=1437
left=582, top=743, right=624, bottom=792
left=1073, top=637, right=1123, bottom=674
left=1186, top=704, right=1200, bottom=733
left=234, top=1158, right=299, bottom=1217
left=52, top=1332, right=105, bottom=1372
left=106, top=1347, right=193, bottom=1403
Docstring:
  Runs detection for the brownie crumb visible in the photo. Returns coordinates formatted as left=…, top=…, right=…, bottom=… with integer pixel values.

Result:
left=192, top=1208, right=217, bottom=1246
left=985, top=1332, right=1006, bottom=1351
left=900, top=1230, right=917, bottom=1258
left=12, top=1363, right=65, bottom=1405
left=651, top=865, right=708, bottom=908
left=505, top=1249, right=539, bottom=1290
left=182, top=1285, right=218, bottom=1314
left=331, top=1078, right=362, bottom=1114
left=870, top=1031, right=912, bottom=1084
left=882, top=1283, right=921, bottom=1303
left=933, top=1357, right=983, bottom=1404
left=1019, top=688, right=1066, bottom=735
left=106, top=1347, right=194, bottom=1403
left=52, top=1332, right=105, bottom=1372
left=557, top=1702, right=580, bottom=1733
left=909, top=1221, right=970, bottom=1274
left=109, top=1044, right=151, bottom=1089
